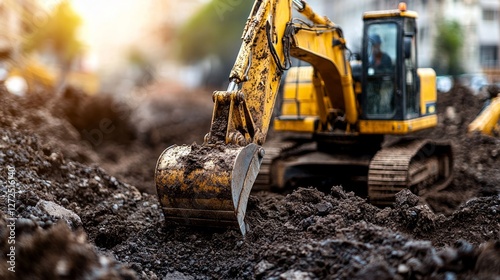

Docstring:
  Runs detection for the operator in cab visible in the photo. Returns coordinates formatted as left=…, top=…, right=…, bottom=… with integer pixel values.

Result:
left=368, top=34, right=392, bottom=73
left=366, top=32, right=395, bottom=115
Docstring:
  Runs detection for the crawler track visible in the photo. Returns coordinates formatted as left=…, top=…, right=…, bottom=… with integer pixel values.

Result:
left=254, top=139, right=296, bottom=190
left=368, top=139, right=453, bottom=206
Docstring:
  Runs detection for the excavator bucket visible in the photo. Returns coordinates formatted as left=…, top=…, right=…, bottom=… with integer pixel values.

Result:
left=155, top=143, right=264, bottom=235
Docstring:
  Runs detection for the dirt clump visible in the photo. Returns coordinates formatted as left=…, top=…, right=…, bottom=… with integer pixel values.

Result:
left=0, top=218, right=136, bottom=280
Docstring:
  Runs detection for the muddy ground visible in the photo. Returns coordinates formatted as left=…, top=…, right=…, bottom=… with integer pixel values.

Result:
left=0, top=84, right=498, bottom=279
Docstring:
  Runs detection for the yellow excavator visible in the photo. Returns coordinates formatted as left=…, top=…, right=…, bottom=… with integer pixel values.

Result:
left=155, top=1, right=453, bottom=235
left=468, top=93, right=500, bottom=136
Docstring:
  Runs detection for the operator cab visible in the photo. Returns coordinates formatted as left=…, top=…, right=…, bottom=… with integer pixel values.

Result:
left=360, top=3, right=433, bottom=129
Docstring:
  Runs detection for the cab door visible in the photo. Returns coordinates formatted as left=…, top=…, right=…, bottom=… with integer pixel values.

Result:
left=362, top=20, right=401, bottom=120
left=403, top=18, right=420, bottom=119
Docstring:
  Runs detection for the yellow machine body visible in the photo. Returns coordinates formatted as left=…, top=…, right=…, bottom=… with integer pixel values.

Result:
left=276, top=67, right=439, bottom=134
left=469, top=96, right=500, bottom=136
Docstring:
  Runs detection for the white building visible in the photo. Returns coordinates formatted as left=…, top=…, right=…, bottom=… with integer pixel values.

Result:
left=478, top=0, right=500, bottom=68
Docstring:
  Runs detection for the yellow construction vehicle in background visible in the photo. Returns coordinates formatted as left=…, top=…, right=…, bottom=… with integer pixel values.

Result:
left=2, top=57, right=100, bottom=96
left=2, top=58, right=56, bottom=96
left=468, top=95, right=500, bottom=136
left=155, top=0, right=453, bottom=235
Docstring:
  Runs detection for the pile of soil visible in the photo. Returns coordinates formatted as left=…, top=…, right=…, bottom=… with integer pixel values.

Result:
left=0, top=84, right=498, bottom=279
left=413, top=85, right=500, bottom=213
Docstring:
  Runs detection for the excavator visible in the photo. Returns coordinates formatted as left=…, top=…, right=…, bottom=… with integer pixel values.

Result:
left=155, top=0, right=453, bottom=235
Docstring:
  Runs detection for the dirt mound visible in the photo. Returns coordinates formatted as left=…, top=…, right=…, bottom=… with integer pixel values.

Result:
left=57, top=87, right=137, bottom=148
left=0, top=86, right=213, bottom=193
left=0, top=88, right=93, bottom=163
left=410, top=85, right=500, bottom=214
left=0, top=84, right=498, bottom=279
left=0, top=218, right=136, bottom=280
left=437, top=84, right=483, bottom=129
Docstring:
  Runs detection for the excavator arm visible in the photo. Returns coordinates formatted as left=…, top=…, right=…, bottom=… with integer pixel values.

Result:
left=155, top=0, right=356, bottom=235
left=206, top=0, right=357, bottom=145
left=468, top=96, right=500, bottom=136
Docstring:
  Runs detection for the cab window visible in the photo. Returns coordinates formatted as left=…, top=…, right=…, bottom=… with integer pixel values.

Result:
left=365, top=23, right=398, bottom=118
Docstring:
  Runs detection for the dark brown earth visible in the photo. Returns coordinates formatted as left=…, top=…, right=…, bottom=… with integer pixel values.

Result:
left=0, top=84, right=499, bottom=279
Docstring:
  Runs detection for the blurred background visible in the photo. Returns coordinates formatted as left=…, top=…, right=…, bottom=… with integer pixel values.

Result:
left=0, top=0, right=498, bottom=96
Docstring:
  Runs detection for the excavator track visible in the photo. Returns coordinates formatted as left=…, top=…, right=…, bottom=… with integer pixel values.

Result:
left=253, top=139, right=297, bottom=190
left=368, top=139, right=453, bottom=206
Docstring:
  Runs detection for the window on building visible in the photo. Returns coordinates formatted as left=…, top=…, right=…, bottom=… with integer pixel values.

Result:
left=480, top=45, right=498, bottom=67
left=483, top=9, right=498, bottom=21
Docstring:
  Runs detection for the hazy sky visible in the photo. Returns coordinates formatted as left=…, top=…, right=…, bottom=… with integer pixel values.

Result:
left=68, top=0, right=213, bottom=73
left=68, top=0, right=157, bottom=71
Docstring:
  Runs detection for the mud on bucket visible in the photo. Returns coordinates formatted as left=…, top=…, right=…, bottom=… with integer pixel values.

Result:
left=155, top=143, right=264, bottom=235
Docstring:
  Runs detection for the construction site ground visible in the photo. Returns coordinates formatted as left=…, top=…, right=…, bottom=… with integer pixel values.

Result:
left=0, top=84, right=499, bottom=279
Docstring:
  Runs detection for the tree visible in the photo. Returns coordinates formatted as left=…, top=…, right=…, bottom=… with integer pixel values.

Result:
left=175, top=0, right=253, bottom=87
left=23, top=1, right=84, bottom=92
left=432, top=20, right=464, bottom=76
